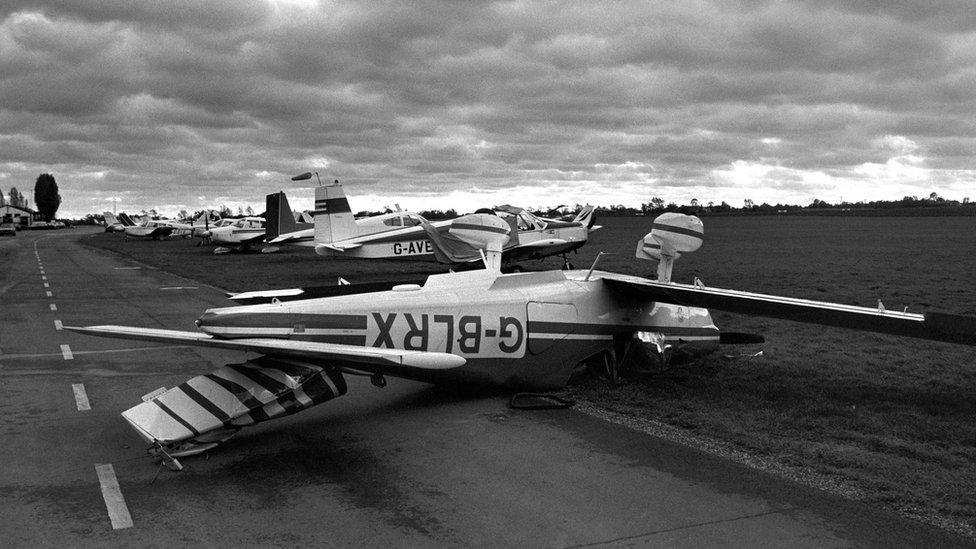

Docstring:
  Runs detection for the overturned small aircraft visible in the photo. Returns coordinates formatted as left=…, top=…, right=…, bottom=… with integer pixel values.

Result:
left=69, top=212, right=976, bottom=468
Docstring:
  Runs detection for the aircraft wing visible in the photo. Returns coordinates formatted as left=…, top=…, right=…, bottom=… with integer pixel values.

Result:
left=65, top=325, right=466, bottom=371
left=600, top=275, right=976, bottom=346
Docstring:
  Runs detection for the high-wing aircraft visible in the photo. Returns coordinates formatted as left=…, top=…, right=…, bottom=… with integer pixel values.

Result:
left=270, top=174, right=598, bottom=268
left=200, top=216, right=266, bottom=252
left=68, top=212, right=976, bottom=468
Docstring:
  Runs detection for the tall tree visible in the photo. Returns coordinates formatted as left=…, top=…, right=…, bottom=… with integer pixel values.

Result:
left=9, top=187, right=23, bottom=208
left=34, top=173, right=62, bottom=220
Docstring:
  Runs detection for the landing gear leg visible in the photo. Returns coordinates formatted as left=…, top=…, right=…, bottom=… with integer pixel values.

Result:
left=561, top=255, right=574, bottom=270
left=148, top=442, right=183, bottom=472
left=602, top=349, right=618, bottom=384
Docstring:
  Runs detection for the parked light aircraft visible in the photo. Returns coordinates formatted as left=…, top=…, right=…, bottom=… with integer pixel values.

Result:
left=103, top=212, right=125, bottom=232
left=123, top=219, right=176, bottom=240
left=69, top=212, right=976, bottom=467
left=201, top=216, right=266, bottom=252
left=270, top=174, right=598, bottom=268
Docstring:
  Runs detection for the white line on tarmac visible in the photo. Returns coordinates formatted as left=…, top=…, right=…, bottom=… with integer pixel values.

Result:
left=54, top=320, right=63, bottom=330
left=60, top=344, right=73, bottom=360
left=72, top=383, right=91, bottom=411
left=43, top=282, right=49, bottom=288
left=0, top=344, right=190, bottom=360
left=42, top=275, right=47, bottom=280
left=94, top=464, right=134, bottom=530
left=159, top=286, right=198, bottom=290
left=46, top=291, right=52, bottom=297
left=113, top=267, right=141, bottom=270
left=49, top=303, right=57, bottom=311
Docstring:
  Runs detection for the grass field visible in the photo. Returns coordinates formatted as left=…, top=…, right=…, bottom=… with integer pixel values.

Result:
left=82, top=215, right=976, bottom=536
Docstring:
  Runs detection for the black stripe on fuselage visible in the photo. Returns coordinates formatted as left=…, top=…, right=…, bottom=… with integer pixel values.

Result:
left=527, top=321, right=718, bottom=337
left=204, top=313, right=367, bottom=331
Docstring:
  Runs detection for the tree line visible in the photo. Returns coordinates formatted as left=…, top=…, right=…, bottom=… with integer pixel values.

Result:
left=589, top=191, right=973, bottom=217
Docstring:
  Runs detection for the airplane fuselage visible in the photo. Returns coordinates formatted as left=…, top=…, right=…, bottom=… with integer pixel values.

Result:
left=196, top=269, right=720, bottom=389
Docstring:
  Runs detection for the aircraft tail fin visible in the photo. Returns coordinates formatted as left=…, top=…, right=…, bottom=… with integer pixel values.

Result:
left=118, top=212, right=137, bottom=226
left=266, top=192, right=306, bottom=240
left=574, top=205, right=597, bottom=229
left=103, top=212, right=119, bottom=226
left=313, top=181, right=358, bottom=244
left=192, top=210, right=218, bottom=225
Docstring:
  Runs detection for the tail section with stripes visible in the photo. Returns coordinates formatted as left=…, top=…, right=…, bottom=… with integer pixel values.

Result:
left=312, top=181, right=358, bottom=245
left=121, top=356, right=347, bottom=457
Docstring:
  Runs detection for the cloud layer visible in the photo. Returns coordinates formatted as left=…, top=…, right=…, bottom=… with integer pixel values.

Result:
left=2, top=1, right=975, bottom=216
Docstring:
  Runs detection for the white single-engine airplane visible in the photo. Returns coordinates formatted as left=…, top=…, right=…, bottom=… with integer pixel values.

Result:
left=270, top=174, right=597, bottom=268
left=68, top=213, right=976, bottom=468
left=201, top=216, right=266, bottom=252
left=123, top=219, right=176, bottom=240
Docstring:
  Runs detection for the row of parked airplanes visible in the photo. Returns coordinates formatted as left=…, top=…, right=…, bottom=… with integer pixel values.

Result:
left=76, top=173, right=976, bottom=469
left=104, top=174, right=599, bottom=269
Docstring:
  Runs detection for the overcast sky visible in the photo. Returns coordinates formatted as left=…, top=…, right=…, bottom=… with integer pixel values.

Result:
left=2, top=0, right=975, bottom=217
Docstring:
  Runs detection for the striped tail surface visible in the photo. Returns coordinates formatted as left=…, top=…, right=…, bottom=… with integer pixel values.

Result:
left=313, top=182, right=358, bottom=244
left=121, top=356, right=347, bottom=454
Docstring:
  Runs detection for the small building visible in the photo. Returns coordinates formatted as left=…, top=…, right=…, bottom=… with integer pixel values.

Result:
left=0, top=204, right=36, bottom=229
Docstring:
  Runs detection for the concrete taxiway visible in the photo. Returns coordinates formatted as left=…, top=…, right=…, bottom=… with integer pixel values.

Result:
left=0, top=227, right=970, bottom=547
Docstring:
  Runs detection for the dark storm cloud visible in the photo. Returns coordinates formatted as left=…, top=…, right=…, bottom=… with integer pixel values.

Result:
left=1, top=0, right=975, bottom=216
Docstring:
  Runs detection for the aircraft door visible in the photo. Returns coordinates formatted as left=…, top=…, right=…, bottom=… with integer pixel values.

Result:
left=526, top=302, right=578, bottom=355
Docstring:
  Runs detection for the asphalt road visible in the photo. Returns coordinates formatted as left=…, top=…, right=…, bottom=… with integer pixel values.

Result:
left=0, top=227, right=970, bottom=548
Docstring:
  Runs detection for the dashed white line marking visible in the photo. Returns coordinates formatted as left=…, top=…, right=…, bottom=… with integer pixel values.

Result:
left=113, top=267, right=141, bottom=270
left=49, top=303, right=58, bottom=311
left=94, top=464, right=133, bottom=530
left=60, top=344, right=73, bottom=360
left=46, top=291, right=53, bottom=297
left=72, top=383, right=91, bottom=411
left=54, top=320, right=63, bottom=330
left=41, top=275, right=47, bottom=280
left=43, top=282, right=49, bottom=288
left=159, top=286, right=198, bottom=290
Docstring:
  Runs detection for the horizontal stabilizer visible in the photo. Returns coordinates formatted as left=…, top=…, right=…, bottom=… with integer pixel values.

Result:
left=65, top=325, right=467, bottom=369
left=602, top=276, right=976, bottom=346
left=122, top=356, right=347, bottom=445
